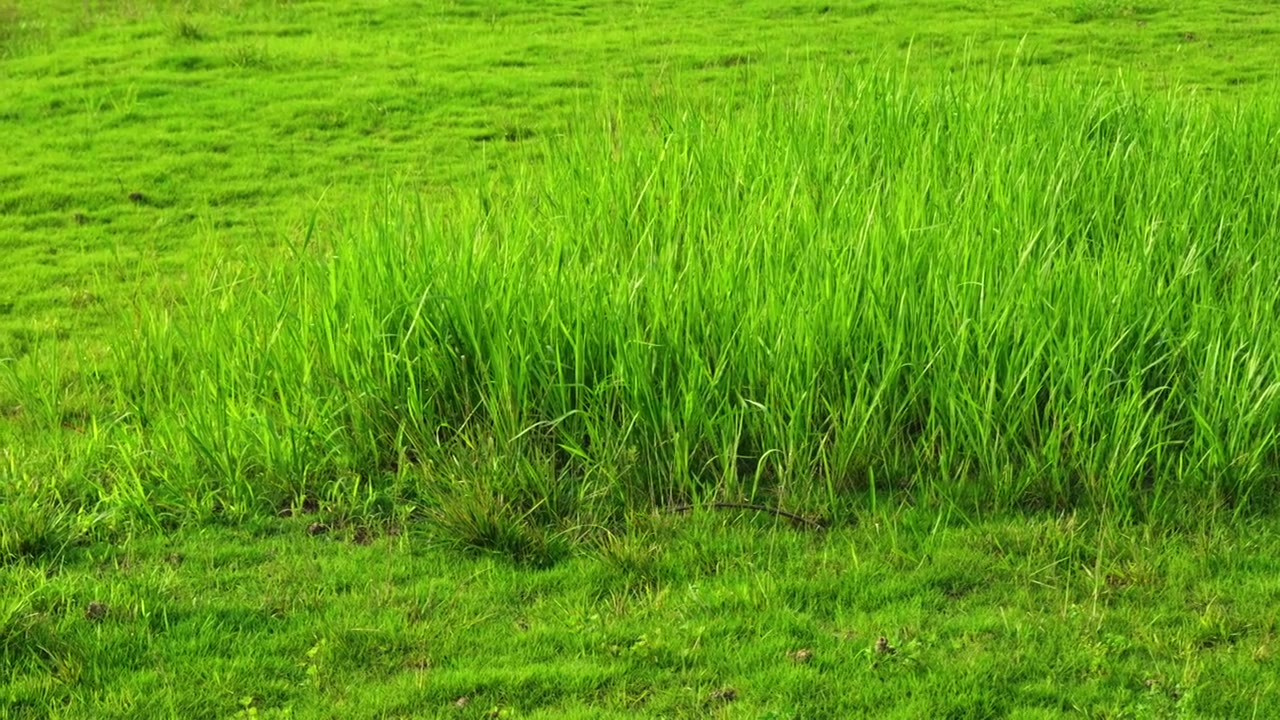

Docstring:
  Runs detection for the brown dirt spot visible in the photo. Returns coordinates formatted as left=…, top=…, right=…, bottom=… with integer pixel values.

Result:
left=85, top=601, right=108, bottom=622
left=787, top=648, right=814, bottom=664
left=710, top=687, right=738, bottom=703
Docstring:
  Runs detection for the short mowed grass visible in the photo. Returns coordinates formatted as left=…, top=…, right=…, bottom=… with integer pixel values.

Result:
left=4, top=0, right=1280, bottom=717
left=6, top=512, right=1280, bottom=718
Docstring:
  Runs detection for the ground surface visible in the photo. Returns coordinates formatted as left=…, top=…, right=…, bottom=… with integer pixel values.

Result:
left=8, top=511, right=1280, bottom=718
left=4, top=1, right=1280, bottom=717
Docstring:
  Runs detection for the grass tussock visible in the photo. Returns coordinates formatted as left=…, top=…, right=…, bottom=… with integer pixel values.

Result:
left=26, top=68, right=1280, bottom=533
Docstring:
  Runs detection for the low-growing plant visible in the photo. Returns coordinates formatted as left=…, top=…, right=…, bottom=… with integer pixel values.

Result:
left=428, top=473, right=573, bottom=568
left=171, top=17, right=205, bottom=42
left=0, top=480, right=83, bottom=565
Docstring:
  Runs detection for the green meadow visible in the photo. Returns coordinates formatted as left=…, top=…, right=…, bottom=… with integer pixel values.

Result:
left=4, top=1, right=1280, bottom=717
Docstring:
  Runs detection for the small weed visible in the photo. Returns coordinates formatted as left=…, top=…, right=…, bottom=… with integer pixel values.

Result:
left=171, top=18, right=205, bottom=42
left=226, top=42, right=273, bottom=70
left=594, top=528, right=668, bottom=593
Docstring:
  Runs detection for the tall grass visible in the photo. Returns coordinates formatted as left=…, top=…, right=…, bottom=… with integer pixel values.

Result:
left=79, top=68, right=1280, bottom=528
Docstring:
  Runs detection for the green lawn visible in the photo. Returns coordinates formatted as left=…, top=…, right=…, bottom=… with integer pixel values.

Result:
left=4, top=1, right=1280, bottom=717
left=8, top=511, right=1280, bottom=717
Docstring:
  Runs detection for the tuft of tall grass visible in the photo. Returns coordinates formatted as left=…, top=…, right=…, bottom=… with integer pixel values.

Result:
left=99, top=67, right=1280, bottom=528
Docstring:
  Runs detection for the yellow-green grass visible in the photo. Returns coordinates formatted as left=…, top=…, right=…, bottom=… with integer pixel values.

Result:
left=2, top=0, right=1279, bottom=364
left=6, top=510, right=1280, bottom=718
left=13, top=69, right=1275, bottom=530
left=5, top=1, right=1280, bottom=717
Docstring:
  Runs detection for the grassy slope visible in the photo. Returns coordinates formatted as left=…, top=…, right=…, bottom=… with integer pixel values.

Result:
left=4, top=1, right=1280, bottom=717
left=2, top=0, right=1279, bottom=362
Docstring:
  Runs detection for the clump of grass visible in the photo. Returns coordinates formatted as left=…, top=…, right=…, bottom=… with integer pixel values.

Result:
left=593, top=523, right=672, bottom=597
left=225, top=41, right=273, bottom=70
left=0, top=457, right=87, bottom=565
left=429, top=477, right=573, bottom=568
left=0, top=570, right=76, bottom=682
left=98, top=66, right=1280, bottom=529
left=0, top=1, right=37, bottom=58
left=1056, top=0, right=1141, bottom=24
left=170, top=17, right=205, bottom=42
left=0, top=496, right=78, bottom=565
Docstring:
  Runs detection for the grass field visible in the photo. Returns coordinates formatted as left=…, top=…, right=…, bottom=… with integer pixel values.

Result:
left=4, top=0, right=1280, bottom=717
